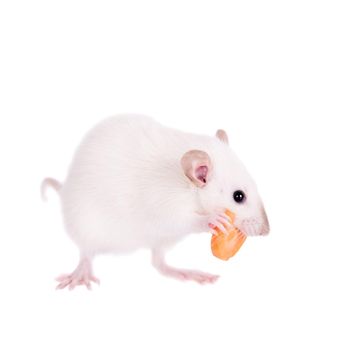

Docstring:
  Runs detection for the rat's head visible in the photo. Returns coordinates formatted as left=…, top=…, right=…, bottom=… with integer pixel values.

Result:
left=181, top=129, right=269, bottom=236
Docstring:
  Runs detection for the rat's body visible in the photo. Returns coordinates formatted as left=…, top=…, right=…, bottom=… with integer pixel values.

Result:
left=42, top=115, right=269, bottom=289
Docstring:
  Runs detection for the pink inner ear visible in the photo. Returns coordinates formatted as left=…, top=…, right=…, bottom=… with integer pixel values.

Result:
left=195, top=165, right=208, bottom=183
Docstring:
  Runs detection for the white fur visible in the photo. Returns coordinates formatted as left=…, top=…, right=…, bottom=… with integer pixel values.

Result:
left=47, top=115, right=269, bottom=259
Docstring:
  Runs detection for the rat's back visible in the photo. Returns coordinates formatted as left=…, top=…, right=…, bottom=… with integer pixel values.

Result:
left=60, top=115, right=208, bottom=254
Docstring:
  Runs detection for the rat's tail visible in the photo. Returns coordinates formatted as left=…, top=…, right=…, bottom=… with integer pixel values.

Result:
left=41, top=177, right=62, bottom=201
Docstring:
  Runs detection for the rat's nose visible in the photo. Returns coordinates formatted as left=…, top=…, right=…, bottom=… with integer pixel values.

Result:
left=260, top=224, right=270, bottom=236
left=259, top=206, right=270, bottom=236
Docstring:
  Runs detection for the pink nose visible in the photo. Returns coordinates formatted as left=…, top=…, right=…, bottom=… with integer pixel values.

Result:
left=260, top=224, right=270, bottom=236
left=259, top=206, right=270, bottom=235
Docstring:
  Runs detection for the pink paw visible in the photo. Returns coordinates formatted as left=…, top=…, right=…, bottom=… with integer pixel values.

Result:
left=56, top=273, right=100, bottom=290
left=208, top=212, right=232, bottom=235
left=56, top=259, right=100, bottom=290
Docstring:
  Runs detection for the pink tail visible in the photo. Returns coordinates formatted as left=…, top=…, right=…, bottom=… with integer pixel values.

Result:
left=41, top=177, right=62, bottom=201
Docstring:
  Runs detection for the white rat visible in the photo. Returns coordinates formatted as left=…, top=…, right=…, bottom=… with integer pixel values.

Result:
left=42, top=115, right=269, bottom=289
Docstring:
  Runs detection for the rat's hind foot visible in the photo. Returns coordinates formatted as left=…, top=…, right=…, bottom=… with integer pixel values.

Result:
left=56, top=258, right=100, bottom=290
left=152, top=250, right=219, bottom=285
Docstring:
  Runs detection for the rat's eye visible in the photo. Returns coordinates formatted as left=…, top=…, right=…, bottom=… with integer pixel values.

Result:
left=233, top=190, right=246, bottom=204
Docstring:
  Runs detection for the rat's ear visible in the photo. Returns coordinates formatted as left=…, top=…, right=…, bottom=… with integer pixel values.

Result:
left=216, top=129, right=229, bottom=144
left=181, top=150, right=212, bottom=188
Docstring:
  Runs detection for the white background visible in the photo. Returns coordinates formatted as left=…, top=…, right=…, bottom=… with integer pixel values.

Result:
left=0, top=1, right=349, bottom=349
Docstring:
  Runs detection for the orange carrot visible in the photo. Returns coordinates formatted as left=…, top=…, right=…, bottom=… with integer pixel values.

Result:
left=211, top=210, right=246, bottom=261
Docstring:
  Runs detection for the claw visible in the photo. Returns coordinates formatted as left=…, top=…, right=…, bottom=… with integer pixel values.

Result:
left=90, top=276, right=100, bottom=285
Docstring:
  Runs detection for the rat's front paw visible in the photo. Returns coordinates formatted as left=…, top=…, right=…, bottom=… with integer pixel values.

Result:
left=208, top=212, right=232, bottom=236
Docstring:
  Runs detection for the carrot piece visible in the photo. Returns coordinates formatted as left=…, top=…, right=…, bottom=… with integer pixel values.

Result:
left=211, top=210, right=246, bottom=261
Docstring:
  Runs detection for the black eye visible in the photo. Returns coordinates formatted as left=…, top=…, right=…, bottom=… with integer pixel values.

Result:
left=233, top=190, right=246, bottom=203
